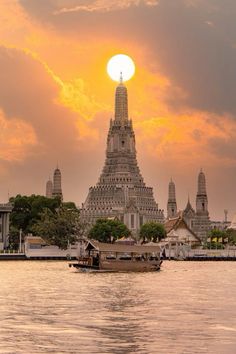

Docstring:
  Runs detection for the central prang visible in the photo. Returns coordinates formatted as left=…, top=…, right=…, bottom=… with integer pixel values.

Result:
left=81, top=81, right=164, bottom=236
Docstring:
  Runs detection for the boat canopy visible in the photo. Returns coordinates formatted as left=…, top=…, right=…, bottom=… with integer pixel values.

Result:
left=85, top=240, right=160, bottom=254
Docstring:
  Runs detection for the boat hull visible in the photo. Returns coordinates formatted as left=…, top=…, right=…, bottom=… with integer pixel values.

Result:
left=100, top=259, right=161, bottom=272
left=69, top=260, right=162, bottom=272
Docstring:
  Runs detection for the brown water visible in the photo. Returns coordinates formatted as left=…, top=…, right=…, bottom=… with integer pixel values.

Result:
left=0, top=261, right=236, bottom=354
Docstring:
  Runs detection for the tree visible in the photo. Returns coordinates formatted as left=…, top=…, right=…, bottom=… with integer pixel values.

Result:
left=32, top=207, right=82, bottom=249
left=139, top=222, right=166, bottom=243
left=89, top=218, right=131, bottom=243
left=8, top=226, right=20, bottom=250
left=226, top=228, right=236, bottom=245
left=9, top=194, right=61, bottom=235
left=8, top=194, right=79, bottom=249
left=208, top=229, right=226, bottom=240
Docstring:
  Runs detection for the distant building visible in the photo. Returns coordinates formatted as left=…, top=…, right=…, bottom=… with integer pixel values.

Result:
left=45, top=167, right=63, bottom=200
left=0, top=203, right=13, bottom=250
left=228, top=213, right=236, bottom=230
left=52, top=167, right=63, bottom=200
left=81, top=76, right=164, bottom=236
left=46, top=178, right=53, bottom=198
left=167, top=178, right=177, bottom=219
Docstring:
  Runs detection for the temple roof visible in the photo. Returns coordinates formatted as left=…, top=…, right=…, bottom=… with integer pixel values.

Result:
left=164, top=216, right=200, bottom=241
left=183, top=198, right=195, bottom=215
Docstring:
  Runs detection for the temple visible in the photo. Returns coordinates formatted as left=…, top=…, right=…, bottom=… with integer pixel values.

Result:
left=81, top=77, right=164, bottom=236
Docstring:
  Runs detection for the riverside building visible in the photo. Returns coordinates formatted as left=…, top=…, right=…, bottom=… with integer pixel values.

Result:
left=0, top=203, right=12, bottom=250
left=81, top=76, right=164, bottom=236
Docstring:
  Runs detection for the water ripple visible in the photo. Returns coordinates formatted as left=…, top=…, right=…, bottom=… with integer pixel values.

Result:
left=0, top=261, right=236, bottom=353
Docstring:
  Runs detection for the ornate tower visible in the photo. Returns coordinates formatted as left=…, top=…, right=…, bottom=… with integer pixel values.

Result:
left=46, top=178, right=53, bottom=198
left=183, top=196, right=196, bottom=229
left=81, top=77, right=164, bottom=236
left=196, top=169, right=208, bottom=214
left=167, top=179, right=177, bottom=218
left=52, top=167, right=63, bottom=200
left=193, top=169, right=210, bottom=240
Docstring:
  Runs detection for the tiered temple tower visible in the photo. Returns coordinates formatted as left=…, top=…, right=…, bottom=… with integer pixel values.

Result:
left=167, top=179, right=177, bottom=218
left=193, top=169, right=210, bottom=240
left=46, top=178, right=53, bottom=198
left=81, top=76, right=164, bottom=236
left=52, top=167, right=63, bottom=200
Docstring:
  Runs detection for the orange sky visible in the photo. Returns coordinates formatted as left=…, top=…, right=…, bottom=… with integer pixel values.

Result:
left=1, top=0, right=236, bottom=220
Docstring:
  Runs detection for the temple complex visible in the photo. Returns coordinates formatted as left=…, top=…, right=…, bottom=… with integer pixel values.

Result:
left=180, top=169, right=210, bottom=240
left=81, top=76, right=164, bottom=236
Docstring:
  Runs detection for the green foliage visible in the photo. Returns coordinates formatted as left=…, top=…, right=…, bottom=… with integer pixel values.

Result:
left=62, top=201, right=78, bottom=210
left=32, top=207, right=82, bottom=249
left=226, top=228, right=236, bottom=245
left=8, top=226, right=20, bottom=250
left=89, top=218, right=131, bottom=243
left=139, top=222, right=166, bottom=242
left=208, top=229, right=226, bottom=239
left=203, top=242, right=225, bottom=250
left=9, top=194, right=62, bottom=235
left=8, top=194, right=79, bottom=249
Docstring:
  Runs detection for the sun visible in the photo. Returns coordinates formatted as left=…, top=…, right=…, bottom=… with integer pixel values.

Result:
left=107, top=54, right=135, bottom=82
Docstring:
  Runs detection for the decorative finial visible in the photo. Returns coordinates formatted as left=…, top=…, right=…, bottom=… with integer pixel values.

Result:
left=120, top=71, right=123, bottom=84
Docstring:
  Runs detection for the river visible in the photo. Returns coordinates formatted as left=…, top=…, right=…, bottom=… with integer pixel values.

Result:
left=0, top=261, right=235, bottom=354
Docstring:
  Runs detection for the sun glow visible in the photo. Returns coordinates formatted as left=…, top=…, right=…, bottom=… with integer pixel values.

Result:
left=107, top=54, right=135, bottom=82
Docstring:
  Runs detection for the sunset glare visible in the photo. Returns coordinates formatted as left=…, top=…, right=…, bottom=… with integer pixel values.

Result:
left=107, top=54, right=135, bottom=82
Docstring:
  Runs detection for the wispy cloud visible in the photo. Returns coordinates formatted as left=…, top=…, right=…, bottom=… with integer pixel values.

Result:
left=54, top=0, right=158, bottom=15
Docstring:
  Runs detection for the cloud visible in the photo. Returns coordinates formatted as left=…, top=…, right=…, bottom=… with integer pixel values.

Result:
left=19, top=0, right=236, bottom=117
left=135, top=111, right=236, bottom=167
left=2, top=0, right=236, bottom=218
left=53, top=0, right=158, bottom=14
left=0, top=109, right=37, bottom=162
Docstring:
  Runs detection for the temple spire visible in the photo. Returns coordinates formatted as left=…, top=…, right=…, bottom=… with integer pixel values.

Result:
left=167, top=178, right=177, bottom=218
left=115, top=76, right=128, bottom=121
left=120, top=71, right=123, bottom=85
left=196, top=169, right=208, bottom=214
